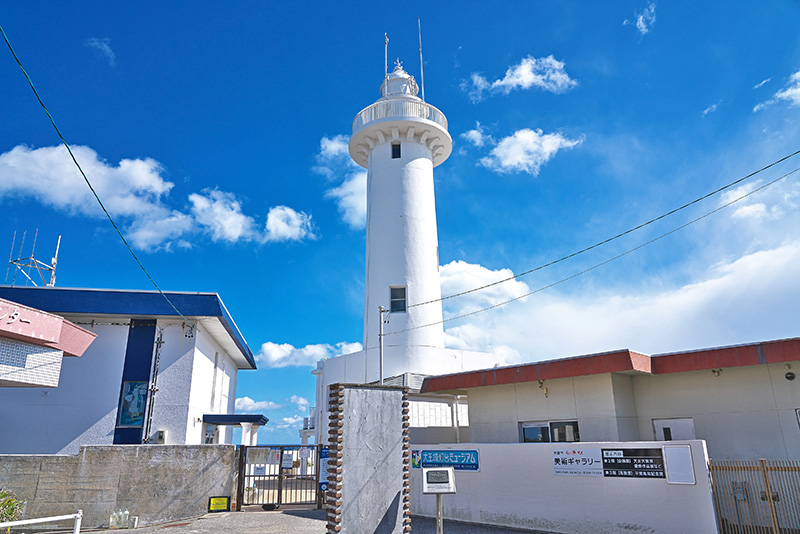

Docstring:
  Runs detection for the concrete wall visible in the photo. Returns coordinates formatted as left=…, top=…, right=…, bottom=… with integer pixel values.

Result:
left=410, top=441, right=717, bottom=534
left=326, top=384, right=410, bottom=534
left=0, top=445, right=236, bottom=528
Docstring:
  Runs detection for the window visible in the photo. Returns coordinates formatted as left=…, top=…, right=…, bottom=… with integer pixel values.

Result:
left=390, top=286, right=406, bottom=312
left=203, top=424, right=217, bottom=444
left=391, top=143, right=401, bottom=159
left=520, top=421, right=580, bottom=443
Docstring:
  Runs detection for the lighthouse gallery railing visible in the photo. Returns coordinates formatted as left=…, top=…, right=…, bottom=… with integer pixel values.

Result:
left=352, top=99, right=447, bottom=134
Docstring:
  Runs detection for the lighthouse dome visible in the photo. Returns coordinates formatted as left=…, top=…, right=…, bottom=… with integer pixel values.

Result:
left=380, top=61, right=419, bottom=98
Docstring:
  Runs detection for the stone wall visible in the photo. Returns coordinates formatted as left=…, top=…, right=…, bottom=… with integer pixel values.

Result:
left=0, top=444, right=235, bottom=528
left=326, top=384, right=410, bottom=534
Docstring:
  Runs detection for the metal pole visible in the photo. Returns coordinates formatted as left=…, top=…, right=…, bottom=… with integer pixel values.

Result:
left=436, top=494, right=443, bottom=534
left=378, top=306, right=385, bottom=384
left=73, top=510, right=83, bottom=534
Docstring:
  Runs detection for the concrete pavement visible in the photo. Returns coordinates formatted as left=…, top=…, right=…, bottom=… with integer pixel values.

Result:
left=71, top=508, right=556, bottom=534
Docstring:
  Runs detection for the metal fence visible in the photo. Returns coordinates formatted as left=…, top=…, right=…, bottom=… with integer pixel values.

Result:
left=710, top=458, right=800, bottom=534
left=236, top=445, right=321, bottom=509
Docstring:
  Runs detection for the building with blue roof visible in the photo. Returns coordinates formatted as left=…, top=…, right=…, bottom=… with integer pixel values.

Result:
left=0, top=285, right=263, bottom=454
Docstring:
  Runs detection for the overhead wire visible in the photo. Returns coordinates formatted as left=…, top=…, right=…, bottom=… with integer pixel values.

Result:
left=0, top=25, right=195, bottom=329
left=388, top=166, right=800, bottom=336
left=409, top=148, right=800, bottom=310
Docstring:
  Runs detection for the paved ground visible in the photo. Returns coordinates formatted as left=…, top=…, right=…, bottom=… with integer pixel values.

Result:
left=53, top=508, right=554, bottom=534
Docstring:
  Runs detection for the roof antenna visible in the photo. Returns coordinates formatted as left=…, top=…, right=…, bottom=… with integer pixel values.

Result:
left=384, top=33, right=389, bottom=97
left=418, top=16, right=425, bottom=102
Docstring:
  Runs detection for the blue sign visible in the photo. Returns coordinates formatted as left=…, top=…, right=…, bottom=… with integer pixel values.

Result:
left=414, top=449, right=479, bottom=471
left=319, top=481, right=328, bottom=492
left=320, top=446, right=330, bottom=459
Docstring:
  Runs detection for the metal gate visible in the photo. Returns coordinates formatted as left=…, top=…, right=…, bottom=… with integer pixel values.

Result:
left=236, top=445, right=321, bottom=509
left=710, top=458, right=800, bottom=534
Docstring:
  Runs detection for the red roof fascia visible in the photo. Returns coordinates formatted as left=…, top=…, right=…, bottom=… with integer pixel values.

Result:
left=420, top=337, right=800, bottom=394
left=421, top=349, right=650, bottom=393
left=0, top=297, right=96, bottom=357
left=652, top=337, right=800, bottom=374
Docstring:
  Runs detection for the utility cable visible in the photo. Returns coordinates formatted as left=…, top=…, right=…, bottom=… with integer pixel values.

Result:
left=409, top=148, right=800, bottom=310
left=1, top=25, right=195, bottom=329
left=389, top=166, right=799, bottom=336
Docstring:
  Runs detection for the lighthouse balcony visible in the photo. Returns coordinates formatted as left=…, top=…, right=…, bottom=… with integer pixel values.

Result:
left=352, top=99, right=448, bottom=135
left=350, top=99, right=452, bottom=168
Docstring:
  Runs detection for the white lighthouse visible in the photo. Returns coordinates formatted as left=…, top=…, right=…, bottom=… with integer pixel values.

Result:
left=307, top=57, right=503, bottom=445
left=350, top=61, right=450, bottom=364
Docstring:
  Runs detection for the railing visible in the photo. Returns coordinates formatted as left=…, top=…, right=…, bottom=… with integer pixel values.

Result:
left=0, top=510, right=83, bottom=533
left=710, top=458, right=800, bottom=533
left=352, top=99, right=447, bottom=134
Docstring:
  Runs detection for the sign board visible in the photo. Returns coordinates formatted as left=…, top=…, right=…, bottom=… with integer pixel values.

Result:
left=663, top=445, right=695, bottom=485
left=281, top=453, right=294, bottom=469
left=602, top=448, right=665, bottom=478
left=207, top=496, right=230, bottom=513
left=411, top=449, right=479, bottom=471
left=299, top=447, right=311, bottom=458
left=319, top=481, right=328, bottom=492
left=422, top=467, right=457, bottom=494
left=253, top=465, right=266, bottom=476
left=320, top=446, right=330, bottom=459
left=552, top=448, right=603, bottom=477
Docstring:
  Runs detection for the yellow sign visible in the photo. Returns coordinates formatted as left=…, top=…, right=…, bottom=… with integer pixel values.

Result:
left=208, top=496, right=230, bottom=513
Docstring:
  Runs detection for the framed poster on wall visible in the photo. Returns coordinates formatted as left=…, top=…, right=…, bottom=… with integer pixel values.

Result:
left=117, top=381, right=148, bottom=427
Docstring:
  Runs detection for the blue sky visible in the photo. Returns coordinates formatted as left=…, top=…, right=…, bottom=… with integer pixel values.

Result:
left=2, top=2, right=800, bottom=444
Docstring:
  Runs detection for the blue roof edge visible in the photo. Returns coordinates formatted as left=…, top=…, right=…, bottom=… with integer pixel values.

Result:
left=0, top=285, right=256, bottom=369
left=203, top=414, right=269, bottom=426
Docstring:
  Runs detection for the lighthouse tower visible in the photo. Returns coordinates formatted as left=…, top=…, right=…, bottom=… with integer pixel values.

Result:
left=307, top=58, right=503, bottom=445
left=350, top=61, right=451, bottom=374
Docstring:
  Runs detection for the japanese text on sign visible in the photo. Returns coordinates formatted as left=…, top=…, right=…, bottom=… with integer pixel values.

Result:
left=552, top=449, right=603, bottom=477
left=412, top=449, right=479, bottom=471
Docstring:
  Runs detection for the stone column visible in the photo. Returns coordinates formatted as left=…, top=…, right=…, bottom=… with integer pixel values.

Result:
left=325, top=384, right=410, bottom=534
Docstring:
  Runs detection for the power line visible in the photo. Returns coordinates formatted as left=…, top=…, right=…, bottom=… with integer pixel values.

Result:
left=389, top=166, right=800, bottom=336
left=409, top=148, right=800, bottom=310
left=1, top=25, right=195, bottom=329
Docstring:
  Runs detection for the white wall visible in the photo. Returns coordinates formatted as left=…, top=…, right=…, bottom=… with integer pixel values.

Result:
left=631, top=362, right=800, bottom=459
left=462, top=362, right=800, bottom=460
left=467, top=374, right=631, bottom=444
left=184, top=325, right=237, bottom=444
left=144, top=322, right=196, bottom=445
left=0, top=323, right=129, bottom=454
left=410, top=441, right=717, bottom=534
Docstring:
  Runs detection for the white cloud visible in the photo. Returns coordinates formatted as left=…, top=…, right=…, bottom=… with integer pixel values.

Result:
left=263, top=205, right=317, bottom=242
left=315, top=135, right=368, bottom=229
left=702, top=102, right=719, bottom=117
left=126, top=209, right=194, bottom=251
left=235, top=396, right=282, bottom=412
left=0, top=144, right=317, bottom=251
left=189, top=189, right=257, bottom=242
left=85, top=37, right=116, bottom=67
left=460, top=122, right=493, bottom=148
left=754, top=78, right=772, bottom=89
left=256, top=340, right=363, bottom=368
left=325, top=171, right=367, bottom=229
left=272, top=415, right=304, bottom=429
left=464, top=56, right=577, bottom=102
left=479, top=128, right=582, bottom=175
left=0, top=145, right=171, bottom=217
left=442, top=243, right=800, bottom=364
left=754, top=70, right=800, bottom=112
left=440, top=260, right=530, bottom=315
left=624, top=3, right=657, bottom=35
left=289, top=395, right=310, bottom=412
